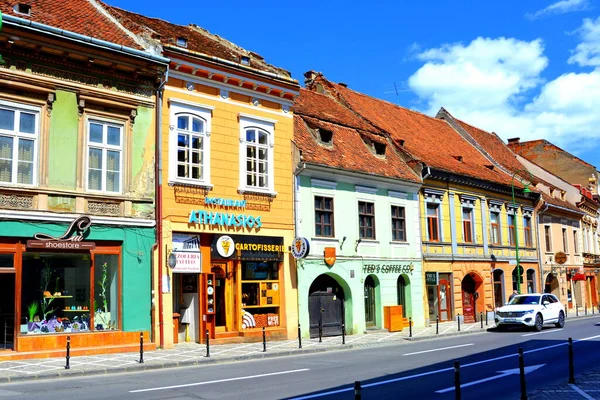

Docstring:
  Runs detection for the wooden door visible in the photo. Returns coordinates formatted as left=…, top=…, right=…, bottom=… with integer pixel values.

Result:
left=438, top=279, right=451, bottom=322
left=364, top=276, right=376, bottom=326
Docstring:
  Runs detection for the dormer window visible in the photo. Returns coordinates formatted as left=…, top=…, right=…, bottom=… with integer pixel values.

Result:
left=373, top=141, right=386, bottom=156
left=318, top=128, right=332, bottom=145
left=176, top=37, right=188, bottom=48
left=485, top=165, right=494, bottom=171
left=240, top=56, right=250, bottom=66
left=14, top=3, right=31, bottom=15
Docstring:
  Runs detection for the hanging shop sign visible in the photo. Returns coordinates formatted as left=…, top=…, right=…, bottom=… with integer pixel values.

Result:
left=554, top=251, right=567, bottom=265
left=362, top=262, right=415, bottom=275
left=426, top=272, right=438, bottom=285
left=291, top=237, right=310, bottom=259
left=171, top=233, right=202, bottom=273
left=211, top=235, right=284, bottom=261
left=572, top=273, right=586, bottom=281
left=324, top=247, right=336, bottom=266
left=27, top=216, right=96, bottom=250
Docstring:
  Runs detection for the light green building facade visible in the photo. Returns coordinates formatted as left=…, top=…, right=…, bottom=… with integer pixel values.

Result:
left=295, top=170, right=425, bottom=338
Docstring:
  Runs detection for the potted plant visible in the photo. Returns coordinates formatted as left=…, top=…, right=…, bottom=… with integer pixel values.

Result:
left=27, top=302, right=40, bottom=332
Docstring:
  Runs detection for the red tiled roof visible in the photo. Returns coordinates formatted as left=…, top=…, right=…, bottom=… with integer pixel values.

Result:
left=102, top=4, right=292, bottom=77
left=294, top=89, right=420, bottom=182
left=310, top=76, right=518, bottom=187
left=0, top=0, right=140, bottom=49
left=508, top=140, right=595, bottom=169
left=453, top=118, right=525, bottom=174
left=542, top=193, right=582, bottom=214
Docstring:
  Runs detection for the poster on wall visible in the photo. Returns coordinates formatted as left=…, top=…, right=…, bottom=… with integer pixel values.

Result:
left=171, top=234, right=202, bottom=273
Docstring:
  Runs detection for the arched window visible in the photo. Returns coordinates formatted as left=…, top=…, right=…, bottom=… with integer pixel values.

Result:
left=176, top=114, right=206, bottom=180
left=526, top=269, right=535, bottom=294
left=168, top=101, right=212, bottom=186
left=239, top=115, right=275, bottom=193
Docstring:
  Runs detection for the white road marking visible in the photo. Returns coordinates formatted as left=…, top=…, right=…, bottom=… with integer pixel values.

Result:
left=291, top=334, right=600, bottom=399
left=129, top=368, right=310, bottom=393
left=522, top=329, right=563, bottom=337
left=403, top=343, right=474, bottom=356
left=568, top=384, right=596, bottom=399
left=436, top=364, right=545, bottom=393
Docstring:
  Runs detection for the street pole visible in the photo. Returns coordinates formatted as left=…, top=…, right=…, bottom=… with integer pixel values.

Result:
left=511, top=170, right=533, bottom=295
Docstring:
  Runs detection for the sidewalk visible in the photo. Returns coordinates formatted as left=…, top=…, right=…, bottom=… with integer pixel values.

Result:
left=0, top=314, right=598, bottom=400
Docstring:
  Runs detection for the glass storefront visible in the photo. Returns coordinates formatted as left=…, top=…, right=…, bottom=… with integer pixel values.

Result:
left=21, top=252, right=119, bottom=335
left=241, top=260, right=280, bottom=329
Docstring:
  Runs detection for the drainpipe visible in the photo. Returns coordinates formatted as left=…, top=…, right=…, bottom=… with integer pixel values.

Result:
left=537, top=202, right=549, bottom=292
left=155, top=69, right=169, bottom=348
left=292, top=161, right=305, bottom=338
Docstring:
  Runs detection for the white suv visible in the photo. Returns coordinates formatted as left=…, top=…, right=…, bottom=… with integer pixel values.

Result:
left=495, top=293, right=565, bottom=331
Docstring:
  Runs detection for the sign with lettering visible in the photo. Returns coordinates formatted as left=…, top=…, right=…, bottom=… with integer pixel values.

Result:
left=171, top=233, right=202, bottom=273
left=204, top=197, right=246, bottom=208
left=211, top=235, right=284, bottom=261
left=291, top=237, right=310, bottom=259
left=28, top=216, right=95, bottom=250
left=426, top=272, right=438, bottom=285
left=554, top=251, right=567, bottom=265
left=362, top=263, right=415, bottom=275
left=188, top=210, right=262, bottom=229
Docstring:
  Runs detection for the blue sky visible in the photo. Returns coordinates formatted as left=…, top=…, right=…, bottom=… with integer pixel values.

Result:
left=110, top=0, right=600, bottom=168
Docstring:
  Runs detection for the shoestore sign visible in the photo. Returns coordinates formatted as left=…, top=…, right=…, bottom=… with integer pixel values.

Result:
left=27, top=216, right=96, bottom=250
left=362, top=262, right=414, bottom=275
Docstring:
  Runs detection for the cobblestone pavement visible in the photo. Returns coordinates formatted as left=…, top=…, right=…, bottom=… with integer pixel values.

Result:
left=0, top=313, right=598, bottom=400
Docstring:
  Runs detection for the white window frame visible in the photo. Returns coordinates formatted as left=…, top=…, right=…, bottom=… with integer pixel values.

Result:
left=168, top=100, right=213, bottom=187
left=85, top=117, right=124, bottom=194
left=0, top=100, right=40, bottom=187
left=238, top=114, right=276, bottom=195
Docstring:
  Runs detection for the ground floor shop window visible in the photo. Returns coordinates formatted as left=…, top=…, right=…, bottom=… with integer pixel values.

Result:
left=21, top=252, right=119, bottom=335
left=240, top=261, right=280, bottom=329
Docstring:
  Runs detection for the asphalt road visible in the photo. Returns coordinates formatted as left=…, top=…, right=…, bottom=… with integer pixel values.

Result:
left=1, top=315, right=599, bottom=400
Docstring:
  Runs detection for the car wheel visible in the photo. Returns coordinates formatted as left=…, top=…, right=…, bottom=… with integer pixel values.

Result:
left=534, top=314, right=543, bottom=331
left=555, top=311, right=565, bottom=328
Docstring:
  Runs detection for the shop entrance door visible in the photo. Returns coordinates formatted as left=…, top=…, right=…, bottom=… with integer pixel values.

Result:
left=0, top=273, right=15, bottom=350
left=461, top=274, right=476, bottom=323
left=364, top=276, right=376, bottom=327
left=308, top=274, right=345, bottom=338
left=212, top=263, right=234, bottom=333
left=438, top=279, right=451, bottom=322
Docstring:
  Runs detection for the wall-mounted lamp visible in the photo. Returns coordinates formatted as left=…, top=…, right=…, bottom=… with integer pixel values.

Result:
left=339, top=236, right=347, bottom=250
left=355, top=238, right=362, bottom=252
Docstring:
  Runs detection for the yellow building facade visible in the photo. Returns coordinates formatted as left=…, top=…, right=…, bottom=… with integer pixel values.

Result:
left=421, top=180, right=539, bottom=324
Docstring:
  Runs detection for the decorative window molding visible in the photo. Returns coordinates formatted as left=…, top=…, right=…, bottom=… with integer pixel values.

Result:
left=388, top=190, right=408, bottom=200
left=460, top=194, right=477, bottom=208
left=355, top=185, right=377, bottom=195
left=0, top=100, right=40, bottom=187
left=310, top=178, right=337, bottom=190
left=238, top=115, right=276, bottom=195
left=488, top=199, right=504, bottom=212
left=522, top=206, right=534, bottom=217
left=506, top=204, right=518, bottom=215
left=423, top=187, right=444, bottom=204
left=168, top=101, right=213, bottom=188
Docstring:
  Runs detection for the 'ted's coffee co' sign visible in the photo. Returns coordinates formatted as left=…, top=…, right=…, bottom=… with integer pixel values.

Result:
left=363, top=263, right=415, bottom=275
left=211, top=235, right=284, bottom=261
left=27, top=216, right=96, bottom=250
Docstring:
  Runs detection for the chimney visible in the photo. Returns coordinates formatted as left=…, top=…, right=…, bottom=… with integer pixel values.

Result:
left=507, top=137, right=520, bottom=145
left=304, top=70, right=319, bottom=87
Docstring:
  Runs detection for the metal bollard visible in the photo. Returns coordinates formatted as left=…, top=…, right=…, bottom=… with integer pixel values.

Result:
left=576, top=306, right=579, bottom=317
left=486, top=311, right=488, bottom=326
left=139, top=332, right=144, bottom=364
left=565, top=305, right=568, bottom=319
left=518, top=348, right=527, bottom=400
left=568, top=337, right=575, bottom=384
left=593, top=304, right=596, bottom=315
left=480, top=312, right=483, bottom=329
left=436, top=316, right=439, bottom=335
left=457, top=314, right=461, bottom=332
left=409, top=317, right=412, bottom=338
left=318, top=315, right=323, bottom=343
left=342, top=323, right=346, bottom=345
left=205, top=329, right=210, bottom=358
left=454, top=361, right=461, bottom=400
left=354, top=381, right=362, bottom=400
left=298, top=324, right=302, bottom=349
left=585, top=304, right=587, bottom=316
left=65, top=336, right=71, bottom=370
left=262, top=327, right=267, bottom=352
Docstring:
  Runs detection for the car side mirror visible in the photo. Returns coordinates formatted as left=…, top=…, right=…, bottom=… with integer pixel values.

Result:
left=543, top=301, right=550, bottom=306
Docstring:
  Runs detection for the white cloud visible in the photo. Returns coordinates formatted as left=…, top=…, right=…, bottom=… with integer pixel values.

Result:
left=568, top=16, right=600, bottom=66
left=526, top=0, right=590, bottom=20
left=407, top=31, right=600, bottom=158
